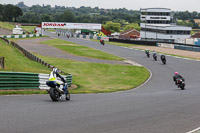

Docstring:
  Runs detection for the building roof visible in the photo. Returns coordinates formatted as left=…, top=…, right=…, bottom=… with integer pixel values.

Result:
left=120, top=29, right=140, bottom=35
left=191, top=33, right=200, bottom=38
left=145, top=24, right=190, bottom=28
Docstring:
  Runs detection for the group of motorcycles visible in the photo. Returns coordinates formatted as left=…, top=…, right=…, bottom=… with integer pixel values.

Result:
left=145, top=50, right=185, bottom=90
left=145, top=50, right=166, bottom=64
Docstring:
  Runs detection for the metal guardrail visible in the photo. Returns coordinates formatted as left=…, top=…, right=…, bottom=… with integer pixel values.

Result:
left=0, top=72, right=72, bottom=90
left=0, top=56, right=4, bottom=69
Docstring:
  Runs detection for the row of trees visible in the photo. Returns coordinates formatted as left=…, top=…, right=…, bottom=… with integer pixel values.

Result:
left=1, top=2, right=200, bottom=31
left=103, top=21, right=141, bottom=33
left=15, top=2, right=140, bottom=25
left=0, top=4, right=22, bottom=22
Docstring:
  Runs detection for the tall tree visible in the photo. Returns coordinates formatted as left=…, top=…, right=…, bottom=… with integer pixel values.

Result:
left=103, top=21, right=121, bottom=33
left=13, top=6, right=23, bottom=22
left=123, top=23, right=141, bottom=31
left=60, top=10, right=76, bottom=22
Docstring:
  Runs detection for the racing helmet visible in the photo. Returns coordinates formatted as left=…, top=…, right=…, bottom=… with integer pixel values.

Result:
left=53, top=68, right=58, bottom=73
left=174, top=72, right=179, bottom=75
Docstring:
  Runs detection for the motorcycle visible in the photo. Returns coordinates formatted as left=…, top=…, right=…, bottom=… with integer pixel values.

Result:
left=176, top=79, right=185, bottom=90
left=46, top=81, right=70, bottom=101
left=145, top=51, right=150, bottom=58
left=161, top=56, right=166, bottom=64
left=100, top=39, right=105, bottom=46
left=153, top=53, right=157, bottom=61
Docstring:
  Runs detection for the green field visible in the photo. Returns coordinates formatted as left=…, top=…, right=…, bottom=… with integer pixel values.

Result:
left=36, top=54, right=150, bottom=93
left=21, top=26, right=36, bottom=33
left=0, top=21, right=15, bottom=30
left=40, top=39, right=124, bottom=61
left=0, top=39, right=50, bottom=73
left=0, top=38, right=150, bottom=94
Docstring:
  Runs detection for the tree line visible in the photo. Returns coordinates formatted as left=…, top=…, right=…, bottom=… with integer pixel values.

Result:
left=15, top=2, right=140, bottom=25
left=0, top=4, right=22, bottom=22
left=1, top=2, right=200, bottom=30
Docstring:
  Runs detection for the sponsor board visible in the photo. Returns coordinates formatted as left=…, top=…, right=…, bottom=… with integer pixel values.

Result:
left=42, top=22, right=101, bottom=30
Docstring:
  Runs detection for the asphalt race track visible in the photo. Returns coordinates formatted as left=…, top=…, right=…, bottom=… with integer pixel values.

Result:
left=0, top=32, right=200, bottom=133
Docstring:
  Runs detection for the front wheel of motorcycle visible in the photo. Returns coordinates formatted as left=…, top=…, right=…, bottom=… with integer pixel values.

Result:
left=49, top=87, right=60, bottom=101
left=180, top=83, right=185, bottom=90
left=65, top=90, right=70, bottom=101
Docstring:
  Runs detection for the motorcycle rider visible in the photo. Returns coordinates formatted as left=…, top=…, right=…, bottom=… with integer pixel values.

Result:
left=48, top=68, right=68, bottom=95
left=160, top=54, right=166, bottom=61
left=145, top=49, right=150, bottom=55
left=100, top=39, right=104, bottom=45
left=152, top=50, right=156, bottom=56
left=173, top=72, right=185, bottom=86
left=152, top=50, right=157, bottom=60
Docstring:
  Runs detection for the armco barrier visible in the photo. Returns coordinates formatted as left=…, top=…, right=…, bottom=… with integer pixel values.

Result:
left=0, top=72, right=40, bottom=90
left=0, top=72, right=72, bottom=90
left=0, top=34, right=42, bottom=39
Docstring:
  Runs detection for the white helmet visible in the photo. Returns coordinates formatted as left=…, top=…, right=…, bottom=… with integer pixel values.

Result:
left=53, top=68, right=58, bottom=73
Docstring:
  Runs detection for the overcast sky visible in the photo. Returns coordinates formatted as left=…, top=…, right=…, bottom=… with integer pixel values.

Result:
left=1, top=0, right=200, bottom=12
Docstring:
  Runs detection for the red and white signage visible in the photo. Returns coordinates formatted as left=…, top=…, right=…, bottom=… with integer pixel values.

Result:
left=42, top=22, right=101, bottom=30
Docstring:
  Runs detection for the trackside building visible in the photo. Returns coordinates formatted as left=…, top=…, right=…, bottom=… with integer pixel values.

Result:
left=140, top=8, right=192, bottom=43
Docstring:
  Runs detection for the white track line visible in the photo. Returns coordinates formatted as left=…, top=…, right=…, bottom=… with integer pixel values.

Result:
left=186, top=127, right=200, bottom=133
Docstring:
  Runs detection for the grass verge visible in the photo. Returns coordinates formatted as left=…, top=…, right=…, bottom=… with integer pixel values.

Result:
left=36, top=54, right=150, bottom=93
left=21, top=26, right=36, bottom=33
left=0, top=21, right=15, bottom=30
left=0, top=39, right=50, bottom=73
left=40, top=39, right=124, bottom=61
left=0, top=38, right=150, bottom=95
left=0, top=90, right=48, bottom=95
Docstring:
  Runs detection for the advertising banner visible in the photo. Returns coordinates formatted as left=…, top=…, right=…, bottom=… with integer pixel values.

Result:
left=42, top=22, right=101, bottom=30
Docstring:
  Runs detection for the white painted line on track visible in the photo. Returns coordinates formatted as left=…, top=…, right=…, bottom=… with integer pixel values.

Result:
left=186, top=127, right=200, bottom=133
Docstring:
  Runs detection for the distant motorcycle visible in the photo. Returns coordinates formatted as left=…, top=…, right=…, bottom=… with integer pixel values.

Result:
left=160, top=55, right=166, bottom=64
left=176, top=79, right=185, bottom=90
left=100, top=39, right=105, bottom=45
left=145, top=51, right=150, bottom=58
left=46, top=81, right=70, bottom=101
left=153, top=53, right=157, bottom=61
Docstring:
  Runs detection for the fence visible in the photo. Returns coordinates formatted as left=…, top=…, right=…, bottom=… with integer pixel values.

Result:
left=0, top=37, right=66, bottom=74
left=157, top=43, right=200, bottom=52
left=0, top=56, right=4, bottom=69
left=0, top=72, right=72, bottom=90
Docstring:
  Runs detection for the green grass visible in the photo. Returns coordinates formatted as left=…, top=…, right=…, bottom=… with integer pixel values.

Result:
left=40, top=39, right=124, bottom=61
left=21, top=26, right=36, bottom=33
left=0, top=38, right=150, bottom=94
left=0, top=21, right=15, bottom=30
left=36, top=54, right=150, bottom=93
left=0, top=90, right=48, bottom=95
left=0, top=39, right=50, bottom=73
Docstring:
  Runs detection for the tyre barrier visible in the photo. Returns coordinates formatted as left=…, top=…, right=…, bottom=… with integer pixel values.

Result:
left=0, top=72, right=72, bottom=90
